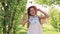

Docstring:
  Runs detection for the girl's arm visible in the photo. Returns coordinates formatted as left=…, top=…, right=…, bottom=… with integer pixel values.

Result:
left=20, top=13, right=28, bottom=26
left=37, top=9, right=49, bottom=19
left=20, top=18, right=28, bottom=26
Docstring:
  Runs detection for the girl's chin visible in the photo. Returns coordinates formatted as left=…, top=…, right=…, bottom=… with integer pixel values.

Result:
left=30, top=14, right=35, bottom=16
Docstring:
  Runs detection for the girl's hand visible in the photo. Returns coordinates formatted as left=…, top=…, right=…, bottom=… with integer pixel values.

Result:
left=37, top=9, right=42, bottom=12
left=23, top=13, right=28, bottom=20
left=37, top=9, right=40, bottom=11
left=23, top=13, right=28, bottom=16
left=37, top=9, right=49, bottom=19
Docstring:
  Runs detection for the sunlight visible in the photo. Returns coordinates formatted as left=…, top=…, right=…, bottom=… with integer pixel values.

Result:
left=26, top=0, right=60, bottom=13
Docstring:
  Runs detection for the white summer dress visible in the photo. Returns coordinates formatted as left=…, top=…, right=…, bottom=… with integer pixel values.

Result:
left=27, top=15, right=43, bottom=34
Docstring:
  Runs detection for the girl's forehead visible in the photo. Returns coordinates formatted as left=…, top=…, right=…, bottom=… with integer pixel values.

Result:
left=30, top=8, right=35, bottom=10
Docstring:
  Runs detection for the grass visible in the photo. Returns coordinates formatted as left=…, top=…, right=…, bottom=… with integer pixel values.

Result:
left=19, top=24, right=60, bottom=34
left=43, top=31, right=60, bottom=34
left=20, top=31, right=60, bottom=34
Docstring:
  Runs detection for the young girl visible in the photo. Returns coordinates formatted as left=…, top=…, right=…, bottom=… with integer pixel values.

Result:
left=20, top=6, right=49, bottom=34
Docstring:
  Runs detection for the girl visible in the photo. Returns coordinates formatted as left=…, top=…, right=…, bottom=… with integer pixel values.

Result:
left=20, top=6, right=49, bottom=34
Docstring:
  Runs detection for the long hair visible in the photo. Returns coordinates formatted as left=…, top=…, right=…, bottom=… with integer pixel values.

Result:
left=27, top=6, right=37, bottom=28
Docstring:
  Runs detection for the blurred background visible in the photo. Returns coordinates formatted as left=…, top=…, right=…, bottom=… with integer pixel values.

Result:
left=0, top=0, right=60, bottom=34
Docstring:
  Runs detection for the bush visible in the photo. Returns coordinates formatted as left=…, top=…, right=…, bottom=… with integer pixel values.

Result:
left=49, top=7, right=60, bottom=32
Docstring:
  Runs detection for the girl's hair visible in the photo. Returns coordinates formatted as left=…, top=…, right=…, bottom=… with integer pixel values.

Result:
left=27, top=6, right=37, bottom=16
left=27, top=6, right=47, bottom=28
left=27, top=6, right=37, bottom=28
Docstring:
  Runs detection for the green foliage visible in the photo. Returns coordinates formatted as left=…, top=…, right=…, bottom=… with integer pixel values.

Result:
left=0, top=0, right=27, bottom=34
left=49, top=7, right=60, bottom=32
left=34, top=0, right=60, bottom=6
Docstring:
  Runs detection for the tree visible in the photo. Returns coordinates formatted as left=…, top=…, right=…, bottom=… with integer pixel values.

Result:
left=0, top=0, right=27, bottom=34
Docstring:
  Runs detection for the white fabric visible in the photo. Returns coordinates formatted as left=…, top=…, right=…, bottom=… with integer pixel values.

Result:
left=27, top=15, right=43, bottom=34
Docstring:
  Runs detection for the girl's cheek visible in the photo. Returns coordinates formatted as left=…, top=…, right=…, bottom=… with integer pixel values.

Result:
left=30, top=11, right=33, bottom=14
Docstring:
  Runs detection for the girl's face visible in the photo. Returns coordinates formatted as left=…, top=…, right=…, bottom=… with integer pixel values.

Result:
left=30, top=8, right=36, bottom=16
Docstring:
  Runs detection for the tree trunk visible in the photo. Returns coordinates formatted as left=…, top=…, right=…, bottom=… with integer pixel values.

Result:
left=7, top=6, right=16, bottom=34
left=3, top=18, right=6, bottom=34
left=2, top=2, right=7, bottom=34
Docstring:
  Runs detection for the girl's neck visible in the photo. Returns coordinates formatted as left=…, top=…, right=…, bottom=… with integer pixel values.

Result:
left=30, top=15, right=37, bottom=17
